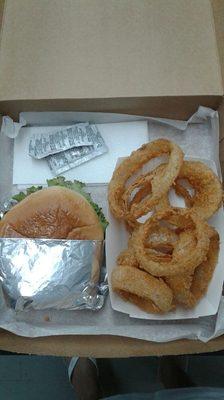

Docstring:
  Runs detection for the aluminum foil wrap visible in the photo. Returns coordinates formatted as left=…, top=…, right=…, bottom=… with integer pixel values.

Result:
left=0, top=238, right=107, bottom=311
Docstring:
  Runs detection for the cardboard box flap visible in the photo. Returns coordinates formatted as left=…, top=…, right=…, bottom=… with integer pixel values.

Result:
left=0, top=0, right=222, bottom=102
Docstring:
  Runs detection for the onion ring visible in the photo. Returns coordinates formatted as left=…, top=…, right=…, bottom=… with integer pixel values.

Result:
left=108, top=139, right=183, bottom=220
left=117, top=226, right=177, bottom=268
left=190, top=229, right=219, bottom=302
left=124, top=160, right=222, bottom=222
left=111, top=265, right=174, bottom=313
left=175, top=161, right=222, bottom=219
left=144, top=225, right=177, bottom=258
left=123, top=164, right=166, bottom=212
left=166, top=228, right=219, bottom=308
left=129, top=181, right=152, bottom=208
left=123, top=164, right=169, bottom=230
left=166, top=274, right=195, bottom=308
left=157, top=161, right=222, bottom=219
left=146, top=225, right=178, bottom=246
left=174, top=181, right=194, bottom=208
left=117, top=248, right=138, bottom=268
left=117, top=291, right=162, bottom=314
left=131, top=209, right=210, bottom=277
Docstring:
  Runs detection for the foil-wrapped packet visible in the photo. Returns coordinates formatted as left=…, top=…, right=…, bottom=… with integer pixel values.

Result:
left=47, top=145, right=94, bottom=174
left=0, top=199, right=17, bottom=220
left=0, top=238, right=107, bottom=311
left=29, top=123, right=93, bottom=159
left=46, top=124, right=108, bottom=175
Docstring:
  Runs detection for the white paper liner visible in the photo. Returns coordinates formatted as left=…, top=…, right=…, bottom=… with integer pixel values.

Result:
left=0, top=106, right=224, bottom=342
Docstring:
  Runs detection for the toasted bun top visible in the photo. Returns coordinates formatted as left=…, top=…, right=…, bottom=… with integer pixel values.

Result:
left=0, top=186, right=103, bottom=240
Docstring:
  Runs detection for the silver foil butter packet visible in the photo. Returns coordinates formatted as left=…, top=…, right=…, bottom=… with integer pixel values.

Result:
left=0, top=238, right=107, bottom=311
left=46, top=124, right=108, bottom=175
left=47, top=145, right=95, bottom=174
left=29, top=123, right=93, bottom=159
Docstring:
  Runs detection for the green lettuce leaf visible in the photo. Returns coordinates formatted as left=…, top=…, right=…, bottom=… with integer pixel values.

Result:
left=12, top=186, right=43, bottom=202
left=12, top=177, right=108, bottom=230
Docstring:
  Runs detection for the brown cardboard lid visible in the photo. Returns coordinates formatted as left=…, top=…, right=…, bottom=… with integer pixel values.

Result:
left=0, top=0, right=222, bottom=101
left=212, top=0, right=224, bottom=88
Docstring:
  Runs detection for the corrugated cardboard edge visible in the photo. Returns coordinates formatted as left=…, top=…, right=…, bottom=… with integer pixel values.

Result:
left=0, top=331, right=224, bottom=357
left=211, top=0, right=224, bottom=88
left=212, top=0, right=224, bottom=175
left=0, top=96, right=222, bottom=122
left=218, top=101, right=224, bottom=175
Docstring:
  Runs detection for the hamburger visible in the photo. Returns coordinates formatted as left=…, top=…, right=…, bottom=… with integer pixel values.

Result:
left=0, top=177, right=108, bottom=240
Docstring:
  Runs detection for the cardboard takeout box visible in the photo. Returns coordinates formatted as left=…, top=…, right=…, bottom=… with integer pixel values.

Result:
left=0, top=0, right=224, bottom=356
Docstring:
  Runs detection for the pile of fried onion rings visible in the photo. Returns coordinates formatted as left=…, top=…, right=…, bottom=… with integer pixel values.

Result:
left=109, top=139, right=222, bottom=313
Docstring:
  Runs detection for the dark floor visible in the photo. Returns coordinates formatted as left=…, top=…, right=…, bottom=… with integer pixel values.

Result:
left=0, top=355, right=74, bottom=399
left=0, top=354, right=224, bottom=399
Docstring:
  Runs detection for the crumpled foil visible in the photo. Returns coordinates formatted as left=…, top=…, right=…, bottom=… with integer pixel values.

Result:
left=0, top=238, right=108, bottom=311
left=0, top=199, right=17, bottom=220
